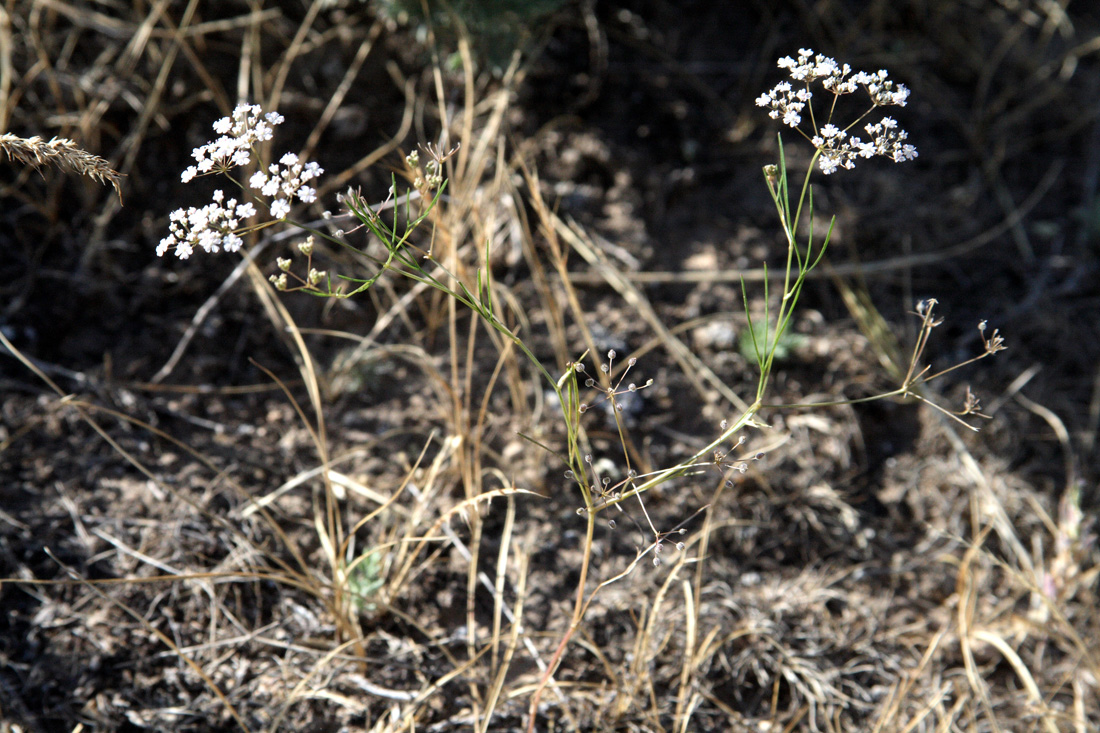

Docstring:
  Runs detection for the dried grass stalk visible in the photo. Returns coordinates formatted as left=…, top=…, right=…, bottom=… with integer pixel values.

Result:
left=1, top=132, right=123, bottom=201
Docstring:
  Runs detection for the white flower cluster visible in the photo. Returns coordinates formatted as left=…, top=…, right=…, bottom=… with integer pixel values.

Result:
left=180, top=105, right=281, bottom=182
left=811, top=117, right=916, bottom=175
left=157, top=190, right=255, bottom=258
left=756, top=48, right=917, bottom=174
left=248, top=152, right=321, bottom=218
left=158, top=104, right=323, bottom=259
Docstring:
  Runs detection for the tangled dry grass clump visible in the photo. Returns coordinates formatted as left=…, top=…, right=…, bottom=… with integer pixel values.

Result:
left=1, top=1, right=1099, bottom=732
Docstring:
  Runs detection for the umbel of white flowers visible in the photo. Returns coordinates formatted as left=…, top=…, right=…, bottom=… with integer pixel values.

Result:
left=755, top=48, right=918, bottom=175
left=158, top=104, right=322, bottom=259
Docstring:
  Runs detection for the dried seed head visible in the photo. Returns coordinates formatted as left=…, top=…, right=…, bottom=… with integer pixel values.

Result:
left=1, top=133, right=124, bottom=200
left=983, top=328, right=1006, bottom=355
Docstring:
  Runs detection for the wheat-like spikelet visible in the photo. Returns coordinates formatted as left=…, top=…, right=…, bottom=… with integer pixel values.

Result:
left=1, top=132, right=123, bottom=201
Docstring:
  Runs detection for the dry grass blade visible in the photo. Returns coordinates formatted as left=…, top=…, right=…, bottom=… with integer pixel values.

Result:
left=0, top=132, right=122, bottom=200
left=969, top=629, right=1061, bottom=733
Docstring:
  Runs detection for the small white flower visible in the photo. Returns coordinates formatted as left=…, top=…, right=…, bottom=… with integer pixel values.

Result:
left=895, top=144, right=918, bottom=162
left=270, top=198, right=290, bottom=219
left=819, top=154, right=840, bottom=175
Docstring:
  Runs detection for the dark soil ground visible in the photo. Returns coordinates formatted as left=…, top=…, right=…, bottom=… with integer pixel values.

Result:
left=2, top=1, right=1099, bottom=731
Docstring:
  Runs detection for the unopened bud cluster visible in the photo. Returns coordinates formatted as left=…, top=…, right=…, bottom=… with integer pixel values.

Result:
left=573, top=349, right=653, bottom=415
left=406, top=148, right=445, bottom=191
left=269, top=234, right=326, bottom=292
